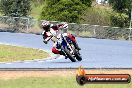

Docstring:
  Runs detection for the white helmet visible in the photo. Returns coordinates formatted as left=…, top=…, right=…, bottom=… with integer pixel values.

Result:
left=41, top=20, right=50, bottom=27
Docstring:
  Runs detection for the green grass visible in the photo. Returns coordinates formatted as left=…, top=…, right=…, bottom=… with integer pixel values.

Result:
left=0, top=76, right=131, bottom=88
left=0, top=44, right=49, bottom=62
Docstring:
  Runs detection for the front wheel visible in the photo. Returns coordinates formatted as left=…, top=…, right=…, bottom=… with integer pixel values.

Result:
left=64, top=48, right=76, bottom=62
left=74, top=50, right=82, bottom=61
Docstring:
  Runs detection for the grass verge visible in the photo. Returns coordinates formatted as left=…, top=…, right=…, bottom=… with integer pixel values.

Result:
left=0, top=76, right=131, bottom=88
left=0, top=70, right=132, bottom=88
left=0, top=44, right=49, bottom=62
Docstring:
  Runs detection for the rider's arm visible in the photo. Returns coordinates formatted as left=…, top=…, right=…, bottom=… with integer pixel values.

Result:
left=42, top=31, right=53, bottom=44
left=57, top=23, right=68, bottom=33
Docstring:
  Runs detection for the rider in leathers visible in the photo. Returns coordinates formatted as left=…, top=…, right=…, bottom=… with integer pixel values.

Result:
left=41, top=20, right=81, bottom=57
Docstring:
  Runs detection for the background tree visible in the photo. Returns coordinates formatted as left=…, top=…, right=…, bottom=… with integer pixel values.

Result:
left=45, top=0, right=60, bottom=6
left=81, top=0, right=92, bottom=6
left=109, top=0, right=131, bottom=13
left=110, top=12, right=129, bottom=27
left=0, top=0, right=31, bottom=17
left=40, top=0, right=92, bottom=23
left=109, top=0, right=132, bottom=27
left=31, top=0, right=45, bottom=6
left=0, top=0, right=31, bottom=31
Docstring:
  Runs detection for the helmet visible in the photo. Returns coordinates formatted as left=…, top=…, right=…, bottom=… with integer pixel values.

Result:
left=41, top=20, right=50, bottom=31
left=42, top=20, right=50, bottom=27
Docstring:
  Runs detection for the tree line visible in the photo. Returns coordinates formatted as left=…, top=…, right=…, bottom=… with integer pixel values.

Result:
left=0, top=0, right=131, bottom=27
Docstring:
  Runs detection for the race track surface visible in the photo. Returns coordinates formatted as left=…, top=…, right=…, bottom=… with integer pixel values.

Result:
left=0, top=32, right=132, bottom=68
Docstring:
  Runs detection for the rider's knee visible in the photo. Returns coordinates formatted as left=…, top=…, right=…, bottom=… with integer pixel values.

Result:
left=52, top=47, right=60, bottom=54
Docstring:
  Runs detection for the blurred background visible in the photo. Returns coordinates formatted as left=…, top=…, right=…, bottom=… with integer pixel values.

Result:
left=0, top=0, right=132, bottom=40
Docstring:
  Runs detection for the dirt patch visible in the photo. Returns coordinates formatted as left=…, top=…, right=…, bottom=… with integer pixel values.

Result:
left=0, top=69, right=132, bottom=80
left=0, top=70, right=74, bottom=80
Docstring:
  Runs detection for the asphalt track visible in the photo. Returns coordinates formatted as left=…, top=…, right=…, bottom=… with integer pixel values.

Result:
left=0, top=32, right=132, bottom=69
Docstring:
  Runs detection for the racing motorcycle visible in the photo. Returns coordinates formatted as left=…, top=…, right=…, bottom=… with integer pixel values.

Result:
left=56, top=33, right=82, bottom=62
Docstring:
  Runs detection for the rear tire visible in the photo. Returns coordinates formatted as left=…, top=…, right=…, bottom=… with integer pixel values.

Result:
left=64, top=48, right=76, bottom=62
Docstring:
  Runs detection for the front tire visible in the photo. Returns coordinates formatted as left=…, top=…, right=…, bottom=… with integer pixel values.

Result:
left=74, top=50, right=82, bottom=61
left=64, top=48, right=76, bottom=62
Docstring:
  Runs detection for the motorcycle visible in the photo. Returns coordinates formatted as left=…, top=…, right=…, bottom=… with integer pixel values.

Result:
left=42, top=30, right=82, bottom=62
left=56, top=33, right=82, bottom=62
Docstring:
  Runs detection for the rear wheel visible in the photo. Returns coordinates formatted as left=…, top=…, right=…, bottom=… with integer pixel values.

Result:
left=64, top=48, right=76, bottom=62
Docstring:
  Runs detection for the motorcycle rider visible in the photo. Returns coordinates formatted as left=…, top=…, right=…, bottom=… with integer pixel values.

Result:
left=41, top=20, right=81, bottom=56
